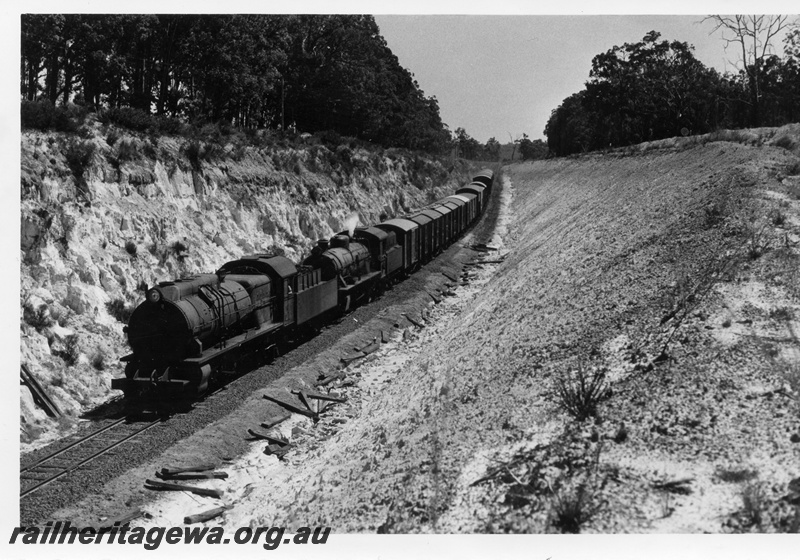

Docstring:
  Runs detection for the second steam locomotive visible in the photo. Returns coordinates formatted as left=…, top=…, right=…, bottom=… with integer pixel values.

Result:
left=112, top=169, right=495, bottom=404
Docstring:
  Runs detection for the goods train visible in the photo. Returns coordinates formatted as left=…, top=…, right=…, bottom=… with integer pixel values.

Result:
left=112, top=169, right=494, bottom=405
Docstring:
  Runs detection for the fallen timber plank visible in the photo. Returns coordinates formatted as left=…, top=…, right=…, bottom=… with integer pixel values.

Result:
left=144, top=479, right=223, bottom=499
left=297, top=390, right=314, bottom=412
left=359, top=341, right=380, bottom=355
left=184, top=505, right=231, bottom=525
left=21, top=364, right=62, bottom=418
left=261, top=412, right=291, bottom=429
left=264, top=443, right=294, bottom=459
left=317, top=372, right=346, bottom=386
left=292, top=388, right=346, bottom=403
left=156, top=471, right=229, bottom=481
left=340, top=352, right=366, bottom=365
left=99, top=508, right=145, bottom=529
left=263, top=393, right=318, bottom=420
left=381, top=330, right=390, bottom=343
left=428, top=292, right=442, bottom=304
left=472, top=259, right=505, bottom=265
left=250, top=427, right=290, bottom=446
left=159, top=464, right=216, bottom=476
left=355, top=337, right=378, bottom=352
left=404, top=314, right=424, bottom=328
left=442, top=271, right=459, bottom=283
left=653, top=478, right=694, bottom=492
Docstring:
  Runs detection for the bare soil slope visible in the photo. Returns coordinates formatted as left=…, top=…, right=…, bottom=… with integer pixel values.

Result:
left=48, top=136, right=800, bottom=534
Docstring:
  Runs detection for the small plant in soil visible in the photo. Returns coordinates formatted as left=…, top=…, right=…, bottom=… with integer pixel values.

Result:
left=171, top=240, right=188, bottom=258
left=61, top=334, right=80, bottom=366
left=106, top=298, right=133, bottom=323
left=770, top=208, right=786, bottom=226
left=91, top=351, right=107, bottom=371
left=549, top=480, right=601, bottom=533
left=740, top=482, right=767, bottom=530
left=554, top=365, right=611, bottom=421
left=64, top=139, right=95, bottom=180
left=704, top=201, right=726, bottom=227
left=24, top=304, right=54, bottom=332
left=769, top=307, right=794, bottom=321
left=746, top=224, right=771, bottom=260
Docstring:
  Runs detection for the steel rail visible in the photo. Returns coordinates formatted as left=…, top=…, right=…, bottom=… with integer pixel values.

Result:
left=20, top=418, right=163, bottom=498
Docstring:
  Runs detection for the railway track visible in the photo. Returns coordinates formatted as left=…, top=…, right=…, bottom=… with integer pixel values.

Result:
left=20, top=417, right=164, bottom=498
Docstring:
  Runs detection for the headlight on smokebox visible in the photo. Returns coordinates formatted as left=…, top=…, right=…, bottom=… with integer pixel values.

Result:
left=146, top=289, right=162, bottom=303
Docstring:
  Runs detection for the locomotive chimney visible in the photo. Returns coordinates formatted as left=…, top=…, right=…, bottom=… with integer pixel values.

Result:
left=317, top=239, right=330, bottom=251
left=331, top=234, right=349, bottom=249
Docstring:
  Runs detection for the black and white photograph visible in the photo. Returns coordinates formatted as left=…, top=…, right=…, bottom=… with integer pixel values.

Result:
left=8, top=1, right=800, bottom=558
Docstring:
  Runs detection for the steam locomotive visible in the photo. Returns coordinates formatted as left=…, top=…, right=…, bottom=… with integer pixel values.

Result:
left=112, top=169, right=494, bottom=405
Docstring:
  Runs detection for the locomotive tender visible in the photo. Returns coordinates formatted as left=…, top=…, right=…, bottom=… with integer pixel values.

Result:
left=112, top=169, right=494, bottom=404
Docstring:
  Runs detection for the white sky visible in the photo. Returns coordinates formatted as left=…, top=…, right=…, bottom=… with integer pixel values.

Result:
left=375, top=13, right=797, bottom=142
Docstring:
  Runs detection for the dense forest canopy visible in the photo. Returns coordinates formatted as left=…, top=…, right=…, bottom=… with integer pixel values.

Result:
left=20, top=14, right=451, bottom=152
left=545, top=27, right=800, bottom=156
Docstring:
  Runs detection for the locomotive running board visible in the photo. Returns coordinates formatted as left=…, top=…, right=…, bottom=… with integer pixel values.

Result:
left=111, top=378, right=190, bottom=391
left=182, top=323, right=285, bottom=366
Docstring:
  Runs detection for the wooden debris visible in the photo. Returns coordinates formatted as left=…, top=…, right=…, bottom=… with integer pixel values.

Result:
left=340, top=352, right=366, bottom=365
left=247, top=428, right=288, bottom=445
left=404, top=314, right=424, bottom=328
left=264, top=443, right=293, bottom=459
left=381, top=330, right=390, bottom=343
left=21, top=364, right=62, bottom=418
left=355, top=337, right=378, bottom=353
left=184, top=505, right=231, bottom=525
left=99, top=508, right=145, bottom=529
left=442, top=271, right=458, bottom=283
left=653, top=478, right=694, bottom=494
left=156, top=471, right=229, bottom=481
left=317, top=400, right=331, bottom=414
left=359, top=338, right=381, bottom=355
left=261, top=412, right=290, bottom=429
left=263, top=393, right=318, bottom=420
left=472, top=259, right=505, bottom=265
left=292, top=388, right=346, bottom=403
left=428, top=292, right=442, bottom=304
left=144, top=479, right=223, bottom=499
left=296, top=390, right=314, bottom=412
left=317, top=372, right=346, bottom=386
left=251, top=427, right=290, bottom=446
left=473, top=243, right=499, bottom=251
left=159, top=464, right=216, bottom=476
left=470, top=466, right=505, bottom=487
